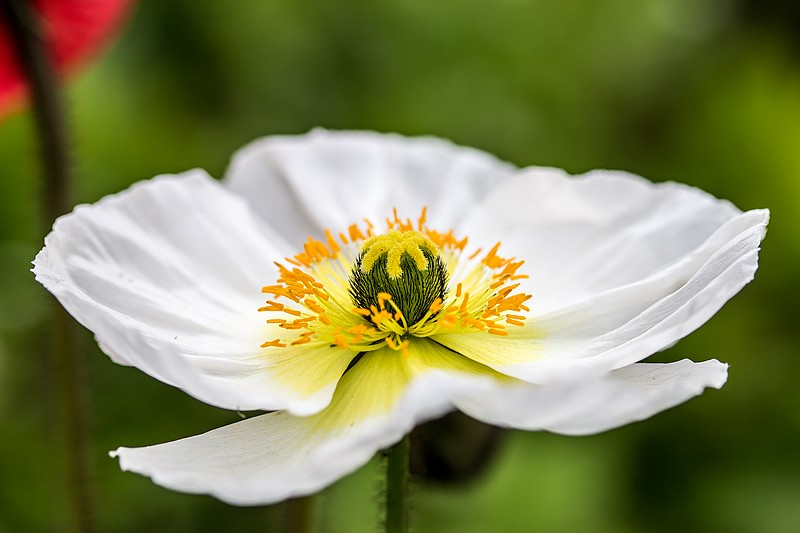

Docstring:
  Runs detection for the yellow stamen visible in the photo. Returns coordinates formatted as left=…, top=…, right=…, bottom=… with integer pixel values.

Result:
left=258, top=208, right=533, bottom=354
left=261, top=339, right=286, bottom=348
left=378, top=292, right=392, bottom=310
left=349, top=224, right=365, bottom=241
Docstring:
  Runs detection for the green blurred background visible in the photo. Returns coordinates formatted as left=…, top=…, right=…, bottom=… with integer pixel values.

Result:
left=1, top=0, right=798, bottom=531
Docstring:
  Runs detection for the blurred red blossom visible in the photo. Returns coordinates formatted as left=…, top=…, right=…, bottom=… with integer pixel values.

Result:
left=0, top=0, right=132, bottom=117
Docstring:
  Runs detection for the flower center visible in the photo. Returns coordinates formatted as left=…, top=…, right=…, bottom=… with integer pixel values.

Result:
left=349, top=230, right=448, bottom=327
left=258, top=208, right=532, bottom=356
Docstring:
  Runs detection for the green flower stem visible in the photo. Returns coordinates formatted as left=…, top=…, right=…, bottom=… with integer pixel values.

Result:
left=283, top=495, right=314, bottom=533
left=386, top=434, right=410, bottom=533
left=0, top=2, right=93, bottom=532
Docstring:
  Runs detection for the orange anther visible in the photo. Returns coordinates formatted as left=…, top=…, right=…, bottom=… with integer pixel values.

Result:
left=468, top=247, right=483, bottom=260
left=334, top=335, right=349, bottom=349
left=349, top=224, right=366, bottom=241
left=325, top=229, right=341, bottom=254
left=459, top=293, right=470, bottom=313
left=260, top=339, right=287, bottom=348
left=418, top=207, right=428, bottom=230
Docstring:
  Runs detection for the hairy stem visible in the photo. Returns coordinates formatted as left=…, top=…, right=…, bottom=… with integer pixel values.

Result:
left=0, top=1, right=93, bottom=532
left=386, top=435, right=410, bottom=533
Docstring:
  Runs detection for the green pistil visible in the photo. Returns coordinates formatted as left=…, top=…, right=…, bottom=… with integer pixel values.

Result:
left=349, top=243, right=448, bottom=326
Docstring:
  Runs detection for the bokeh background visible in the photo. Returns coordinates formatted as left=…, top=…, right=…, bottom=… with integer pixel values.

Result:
left=1, top=0, right=798, bottom=531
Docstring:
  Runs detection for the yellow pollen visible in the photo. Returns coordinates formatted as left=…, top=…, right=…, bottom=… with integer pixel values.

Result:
left=360, top=230, right=438, bottom=279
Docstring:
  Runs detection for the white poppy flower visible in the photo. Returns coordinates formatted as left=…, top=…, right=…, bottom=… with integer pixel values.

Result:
left=33, top=130, right=768, bottom=505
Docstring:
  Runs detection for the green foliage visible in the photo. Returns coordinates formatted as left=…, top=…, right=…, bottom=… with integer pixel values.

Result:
left=1, top=1, right=797, bottom=531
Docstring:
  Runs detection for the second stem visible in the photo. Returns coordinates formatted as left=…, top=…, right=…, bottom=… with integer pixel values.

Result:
left=385, top=434, right=410, bottom=533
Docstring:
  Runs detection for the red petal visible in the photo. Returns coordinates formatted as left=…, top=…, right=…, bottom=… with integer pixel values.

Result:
left=0, top=0, right=133, bottom=116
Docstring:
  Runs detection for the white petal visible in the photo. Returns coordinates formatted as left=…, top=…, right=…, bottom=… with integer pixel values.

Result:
left=33, top=172, right=352, bottom=414
left=456, top=359, right=727, bottom=435
left=438, top=169, right=768, bottom=383
left=111, top=339, right=499, bottom=505
left=223, top=129, right=516, bottom=244
left=461, top=168, right=746, bottom=306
